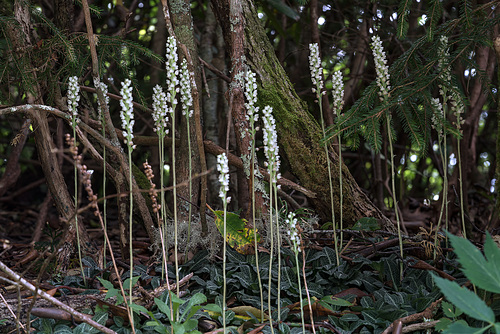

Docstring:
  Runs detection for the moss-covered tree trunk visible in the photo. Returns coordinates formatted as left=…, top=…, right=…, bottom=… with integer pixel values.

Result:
left=212, top=0, right=394, bottom=231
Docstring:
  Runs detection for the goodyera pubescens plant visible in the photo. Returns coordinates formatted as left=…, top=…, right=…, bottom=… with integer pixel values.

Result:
left=435, top=35, right=467, bottom=242
left=332, top=69, right=345, bottom=248
left=180, top=59, right=194, bottom=258
left=67, top=76, right=86, bottom=286
left=217, top=152, right=230, bottom=333
left=97, top=82, right=110, bottom=266
left=262, top=104, right=281, bottom=328
left=165, top=36, right=181, bottom=298
left=244, top=69, right=264, bottom=321
left=152, top=83, right=169, bottom=279
left=309, top=43, right=340, bottom=266
left=286, top=211, right=305, bottom=333
left=371, top=35, right=403, bottom=277
left=119, top=78, right=135, bottom=325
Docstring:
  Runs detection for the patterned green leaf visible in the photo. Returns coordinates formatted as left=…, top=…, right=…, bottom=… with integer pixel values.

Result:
left=212, top=210, right=261, bottom=255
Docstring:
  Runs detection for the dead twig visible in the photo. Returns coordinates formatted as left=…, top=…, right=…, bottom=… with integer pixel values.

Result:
left=0, top=260, right=117, bottom=334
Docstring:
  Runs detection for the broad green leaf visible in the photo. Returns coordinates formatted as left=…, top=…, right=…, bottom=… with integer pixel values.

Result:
left=351, top=217, right=380, bottom=231
left=321, top=295, right=353, bottom=307
left=92, top=311, right=108, bottom=326
left=53, top=324, right=73, bottom=334
left=123, top=276, right=140, bottom=292
left=155, top=297, right=173, bottom=321
left=230, top=305, right=270, bottom=320
left=447, top=232, right=500, bottom=294
left=442, top=300, right=462, bottom=317
left=129, top=303, right=148, bottom=314
left=183, top=318, right=199, bottom=332
left=97, top=277, right=114, bottom=290
left=443, top=322, right=491, bottom=334
left=432, top=273, right=495, bottom=323
left=172, top=322, right=185, bottom=334
left=435, top=318, right=452, bottom=331
left=202, top=303, right=222, bottom=314
left=212, top=210, right=261, bottom=254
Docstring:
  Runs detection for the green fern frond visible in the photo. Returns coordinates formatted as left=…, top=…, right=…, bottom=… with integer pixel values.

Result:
left=396, top=0, right=412, bottom=39
left=427, top=0, right=443, bottom=41
left=459, top=0, right=473, bottom=30
left=74, top=0, right=103, bottom=18
left=26, top=2, right=76, bottom=63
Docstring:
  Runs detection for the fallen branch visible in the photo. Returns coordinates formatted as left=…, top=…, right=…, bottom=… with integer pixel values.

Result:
left=0, top=260, right=117, bottom=334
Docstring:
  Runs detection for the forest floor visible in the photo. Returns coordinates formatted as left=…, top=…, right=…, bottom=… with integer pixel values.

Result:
left=0, top=191, right=494, bottom=333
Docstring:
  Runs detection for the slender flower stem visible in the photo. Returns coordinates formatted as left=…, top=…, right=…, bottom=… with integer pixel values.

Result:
left=332, top=70, right=345, bottom=248
left=152, top=84, right=169, bottom=280
left=180, top=59, right=194, bottom=260
left=97, top=82, right=109, bottom=267
left=286, top=212, right=304, bottom=333
left=217, top=153, right=230, bottom=334
left=309, top=43, right=339, bottom=266
left=119, top=78, right=136, bottom=329
left=244, top=70, right=264, bottom=321
left=166, top=36, right=180, bottom=301
left=67, top=76, right=86, bottom=286
left=262, top=105, right=279, bottom=333
left=371, top=36, right=403, bottom=280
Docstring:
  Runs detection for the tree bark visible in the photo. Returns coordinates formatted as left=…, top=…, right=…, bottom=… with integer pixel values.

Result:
left=211, top=0, right=394, bottom=231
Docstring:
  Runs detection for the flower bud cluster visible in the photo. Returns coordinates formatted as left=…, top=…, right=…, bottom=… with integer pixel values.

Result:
left=308, top=43, right=324, bottom=95
left=65, top=134, right=99, bottom=216
left=119, top=79, right=136, bottom=149
left=437, top=36, right=465, bottom=130
left=67, top=76, right=80, bottom=125
left=180, top=59, right=193, bottom=118
left=244, top=70, right=259, bottom=124
left=286, top=212, right=301, bottom=253
left=262, top=105, right=281, bottom=183
left=166, top=36, right=179, bottom=114
left=371, top=35, right=391, bottom=101
left=430, top=97, right=444, bottom=137
left=437, top=36, right=451, bottom=85
left=152, top=85, right=169, bottom=135
left=332, top=70, right=344, bottom=115
left=217, top=153, right=231, bottom=203
left=143, top=161, right=161, bottom=214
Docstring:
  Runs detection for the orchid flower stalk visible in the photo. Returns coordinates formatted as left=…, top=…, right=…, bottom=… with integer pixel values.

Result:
left=180, top=59, right=194, bottom=258
left=262, top=104, right=281, bottom=330
left=309, top=43, right=340, bottom=266
left=244, top=69, right=264, bottom=321
left=119, top=78, right=135, bottom=328
left=152, top=84, right=169, bottom=279
left=67, top=76, right=85, bottom=286
left=332, top=70, right=345, bottom=248
left=371, top=35, right=403, bottom=278
left=165, top=36, right=180, bottom=299
left=217, top=152, right=230, bottom=333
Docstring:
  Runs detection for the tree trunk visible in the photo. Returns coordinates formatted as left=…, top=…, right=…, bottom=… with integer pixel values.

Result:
left=211, top=0, right=394, bottom=231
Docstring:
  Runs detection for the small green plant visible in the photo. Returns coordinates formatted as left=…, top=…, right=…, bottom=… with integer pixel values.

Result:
left=433, top=232, right=500, bottom=333
left=142, top=292, right=219, bottom=334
